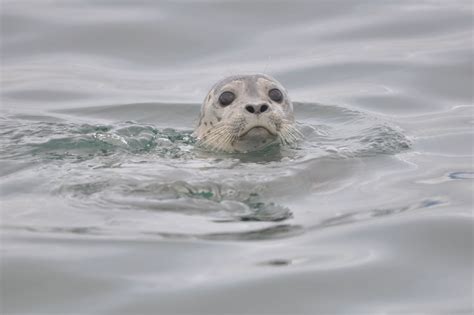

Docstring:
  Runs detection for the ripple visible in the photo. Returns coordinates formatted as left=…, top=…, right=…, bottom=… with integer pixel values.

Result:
left=315, top=198, right=446, bottom=230
left=168, top=224, right=305, bottom=241
left=2, top=223, right=305, bottom=242
left=1, top=103, right=412, bottom=237
left=58, top=179, right=293, bottom=222
left=0, top=116, right=196, bottom=161
left=449, top=172, right=474, bottom=180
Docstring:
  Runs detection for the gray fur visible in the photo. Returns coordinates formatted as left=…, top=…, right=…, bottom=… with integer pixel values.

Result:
left=194, top=74, right=299, bottom=153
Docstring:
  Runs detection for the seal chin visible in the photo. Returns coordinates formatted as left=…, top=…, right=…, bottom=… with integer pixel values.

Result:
left=239, top=126, right=274, bottom=139
left=233, top=126, right=278, bottom=152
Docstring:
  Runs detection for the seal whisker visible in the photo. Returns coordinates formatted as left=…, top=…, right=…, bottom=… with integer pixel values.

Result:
left=223, top=130, right=237, bottom=150
left=203, top=124, right=236, bottom=152
left=202, top=128, right=227, bottom=144
left=280, top=126, right=294, bottom=142
left=283, top=122, right=303, bottom=139
left=200, top=124, right=229, bottom=146
left=278, top=123, right=302, bottom=146
left=285, top=129, right=299, bottom=142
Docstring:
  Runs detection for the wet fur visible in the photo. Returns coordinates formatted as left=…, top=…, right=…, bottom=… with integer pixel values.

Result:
left=194, top=74, right=302, bottom=152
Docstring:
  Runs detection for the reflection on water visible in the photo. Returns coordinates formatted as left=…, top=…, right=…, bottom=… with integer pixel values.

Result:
left=1, top=1, right=473, bottom=314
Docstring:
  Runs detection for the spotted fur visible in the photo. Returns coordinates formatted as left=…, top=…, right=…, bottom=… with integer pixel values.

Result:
left=194, top=74, right=301, bottom=152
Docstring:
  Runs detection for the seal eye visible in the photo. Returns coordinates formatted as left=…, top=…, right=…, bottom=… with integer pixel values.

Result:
left=268, top=88, right=283, bottom=102
left=219, top=91, right=235, bottom=106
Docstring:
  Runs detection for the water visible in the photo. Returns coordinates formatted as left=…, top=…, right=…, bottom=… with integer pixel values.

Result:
left=1, top=1, right=473, bottom=314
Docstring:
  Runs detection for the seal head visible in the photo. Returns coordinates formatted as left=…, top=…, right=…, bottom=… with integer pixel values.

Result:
left=194, top=74, right=300, bottom=152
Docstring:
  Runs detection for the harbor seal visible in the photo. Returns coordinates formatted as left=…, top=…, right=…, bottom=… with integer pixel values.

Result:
left=194, top=74, right=301, bottom=152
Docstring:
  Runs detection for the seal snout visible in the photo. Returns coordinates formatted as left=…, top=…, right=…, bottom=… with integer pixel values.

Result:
left=245, top=103, right=270, bottom=114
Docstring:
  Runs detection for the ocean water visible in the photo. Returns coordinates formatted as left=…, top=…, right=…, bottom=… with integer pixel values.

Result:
left=1, top=1, right=473, bottom=314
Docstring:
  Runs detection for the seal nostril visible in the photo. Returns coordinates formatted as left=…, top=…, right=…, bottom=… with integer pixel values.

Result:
left=260, top=104, right=269, bottom=113
left=245, top=105, right=255, bottom=113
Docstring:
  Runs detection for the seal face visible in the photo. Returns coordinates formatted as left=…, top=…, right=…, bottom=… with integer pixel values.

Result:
left=194, top=74, right=301, bottom=153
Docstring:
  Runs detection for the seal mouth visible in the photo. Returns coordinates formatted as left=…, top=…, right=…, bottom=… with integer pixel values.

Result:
left=239, top=126, right=276, bottom=138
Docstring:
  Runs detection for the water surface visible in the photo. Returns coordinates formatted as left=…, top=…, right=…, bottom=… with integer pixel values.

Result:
left=1, top=1, right=473, bottom=314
